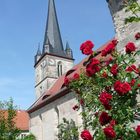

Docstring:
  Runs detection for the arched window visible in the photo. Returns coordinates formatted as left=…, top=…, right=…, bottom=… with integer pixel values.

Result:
left=57, top=62, right=62, bottom=77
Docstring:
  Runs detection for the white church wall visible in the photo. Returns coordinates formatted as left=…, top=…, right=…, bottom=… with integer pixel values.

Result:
left=30, top=92, right=82, bottom=140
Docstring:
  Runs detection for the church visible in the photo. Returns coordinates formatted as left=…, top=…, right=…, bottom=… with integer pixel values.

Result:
left=27, top=0, right=140, bottom=140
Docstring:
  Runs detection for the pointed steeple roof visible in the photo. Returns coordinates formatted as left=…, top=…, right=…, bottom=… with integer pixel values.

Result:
left=36, top=43, right=41, bottom=55
left=43, top=0, right=66, bottom=57
left=65, top=41, right=73, bottom=58
left=35, top=43, right=42, bottom=64
left=65, top=41, right=71, bottom=50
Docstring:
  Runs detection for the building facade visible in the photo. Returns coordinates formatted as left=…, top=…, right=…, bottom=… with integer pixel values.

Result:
left=34, top=0, right=74, bottom=100
left=28, top=0, right=80, bottom=140
left=28, top=0, right=140, bottom=140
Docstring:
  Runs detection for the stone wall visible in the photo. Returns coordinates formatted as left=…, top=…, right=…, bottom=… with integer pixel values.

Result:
left=108, top=0, right=140, bottom=41
left=35, top=55, right=74, bottom=99
left=29, top=92, right=82, bottom=140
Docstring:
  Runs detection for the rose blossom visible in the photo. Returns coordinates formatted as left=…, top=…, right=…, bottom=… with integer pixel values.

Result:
left=99, top=92, right=112, bottom=110
left=80, top=99, right=84, bottom=106
left=110, top=64, right=118, bottom=76
left=81, top=130, right=93, bottom=140
left=136, top=125, right=140, bottom=135
left=110, top=120, right=117, bottom=127
left=86, top=65, right=100, bottom=77
left=90, top=58, right=100, bottom=65
left=99, top=112, right=111, bottom=126
left=136, top=125, right=140, bottom=136
left=103, top=126, right=116, bottom=139
left=135, top=32, right=140, bottom=40
left=73, top=73, right=80, bottom=80
left=126, top=65, right=139, bottom=74
left=80, top=40, right=94, bottom=55
left=102, top=72, right=108, bottom=78
left=125, top=42, right=136, bottom=53
left=130, top=79, right=136, bottom=86
left=86, top=58, right=100, bottom=77
left=105, top=86, right=111, bottom=92
left=72, top=105, right=79, bottom=111
left=114, top=81, right=131, bottom=95
left=112, top=39, right=118, bottom=46
left=64, top=77, right=70, bottom=86
left=101, top=41, right=116, bottom=56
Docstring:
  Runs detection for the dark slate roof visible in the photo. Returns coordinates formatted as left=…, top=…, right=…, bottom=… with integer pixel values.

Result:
left=42, top=0, right=67, bottom=57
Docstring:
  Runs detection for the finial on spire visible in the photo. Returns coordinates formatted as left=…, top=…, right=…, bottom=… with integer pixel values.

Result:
left=37, top=43, right=41, bottom=55
left=35, top=43, right=42, bottom=64
left=65, top=41, right=73, bottom=58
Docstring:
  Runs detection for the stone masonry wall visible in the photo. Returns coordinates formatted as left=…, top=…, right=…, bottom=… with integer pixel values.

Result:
left=29, top=92, right=82, bottom=140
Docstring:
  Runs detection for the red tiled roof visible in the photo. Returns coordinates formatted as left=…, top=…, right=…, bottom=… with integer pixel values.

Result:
left=1, top=110, right=29, bottom=131
left=15, top=110, right=29, bottom=131
left=28, top=40, right=112, bottom=113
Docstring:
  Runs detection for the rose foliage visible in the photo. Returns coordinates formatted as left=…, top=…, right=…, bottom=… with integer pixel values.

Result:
left=64, top=34, right=140, bottom=140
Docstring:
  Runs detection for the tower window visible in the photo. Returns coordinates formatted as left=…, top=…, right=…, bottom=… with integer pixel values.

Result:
left=57, top=62, right=62, bottom=77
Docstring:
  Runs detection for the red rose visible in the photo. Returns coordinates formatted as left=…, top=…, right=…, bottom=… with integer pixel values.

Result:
left=114, top=81, right=131, bottom=95
left=73, top=73, right=80, bottom=80
left=99, top=92, right=112, bottom=110
left=99, top=112, right=111, bottom=126
left=135, top=32, right=140, bottom=40
left=72, top=105, right=79, bottom=111
left=103, top=126, right=116, bottom=139
left=130, top=79, right=136, bottom=86
left=80, top=40, right=94, bottom=55
left=101, top=42, right=116, bottom=56
left=90, top=58, right=100, bottom=66
left=80, top=99, right=84, bottom=106
left=125, top=42, right=136, bottom=53
left=81, top=130, right=93, bottom=140
left=122, top=82, right=132, bottom=94
left=82, top=46, right=93, bottom=55
left=95, top=112, right=99, bottom=117
left=86, top=67, right=94, bottom=77
left=110, top=64, right=118, bottom=76
left=102, top=72, right=108, bottom=78
left=86, top=58, right=100, bottom=77
left=136, top=125, right=140, bottom=136
left=110, top=120, right=117, bottom=127
left=105, top=86, right=111, bottom=92
left=126, top=65, right=139, bottom=74
left=64, top=77, right=70, bottom=86
left=86, top=65, right=100, bottom=77
left=112, top=39, right=118, bottom=46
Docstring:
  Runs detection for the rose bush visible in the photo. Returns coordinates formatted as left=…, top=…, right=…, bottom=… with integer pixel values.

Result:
left=63, top=33, right=140, bottom=140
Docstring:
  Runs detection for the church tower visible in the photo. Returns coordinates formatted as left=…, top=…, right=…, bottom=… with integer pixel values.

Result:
left=106, top=0, right=140, bottom=42
left=34, top=0, right=74, bottom=99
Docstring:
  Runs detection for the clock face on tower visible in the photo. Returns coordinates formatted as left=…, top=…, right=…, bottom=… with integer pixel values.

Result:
left=41, top=60, right=47, bottom=68
left=48, top=58, right=56, bottom=66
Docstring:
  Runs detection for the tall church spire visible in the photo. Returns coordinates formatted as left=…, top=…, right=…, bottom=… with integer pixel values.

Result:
left=43, top=0, right=65, bottom=57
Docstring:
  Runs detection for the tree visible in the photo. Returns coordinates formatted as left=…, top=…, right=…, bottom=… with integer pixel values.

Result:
left=0, top=98, right=20, bottom=140
left=124, top=0, right=140, bottom=24
left=21, top=134, right=36, bottom=140
left=57, top=118, right=79, bottom=140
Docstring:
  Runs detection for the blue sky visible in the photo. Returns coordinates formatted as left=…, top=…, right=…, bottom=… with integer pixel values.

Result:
left=0, top=0, right=115, bottom=109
